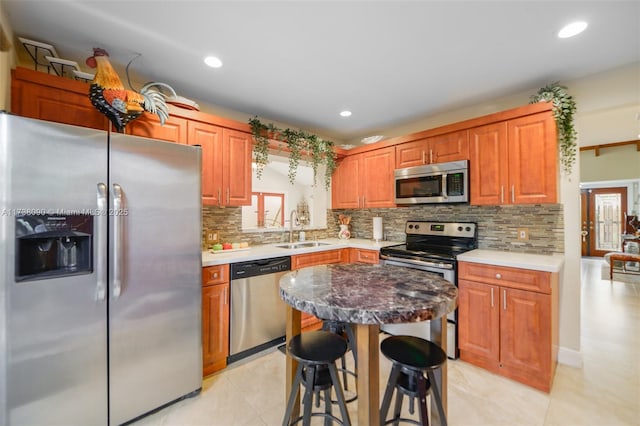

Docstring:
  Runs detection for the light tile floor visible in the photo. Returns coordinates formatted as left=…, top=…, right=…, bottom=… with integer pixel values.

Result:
left=133, top=258, right=639, bottom=425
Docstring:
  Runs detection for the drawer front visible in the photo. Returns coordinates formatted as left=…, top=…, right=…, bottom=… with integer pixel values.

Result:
left=350, top=248, right=379, bottom=264
left=202, top=264, right=230, bottom=286
left=292, top=249, right=346, bottom=270
left=458, top=262, right=551, bottom=294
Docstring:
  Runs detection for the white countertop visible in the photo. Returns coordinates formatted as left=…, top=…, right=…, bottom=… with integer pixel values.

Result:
left=201, top=238, right=401, bottom=266
left=457, top=249, right=564, bottom=273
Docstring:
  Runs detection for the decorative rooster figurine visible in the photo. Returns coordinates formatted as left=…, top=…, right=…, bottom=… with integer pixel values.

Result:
left=86, top=48, right=176, bottom=132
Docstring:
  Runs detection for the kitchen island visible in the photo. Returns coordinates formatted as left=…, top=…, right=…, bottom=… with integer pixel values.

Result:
left=279, top=263, right=457, bottom=425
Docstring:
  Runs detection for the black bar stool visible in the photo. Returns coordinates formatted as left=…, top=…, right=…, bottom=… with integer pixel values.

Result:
left=379, top=335, right=447, bottom=426
left=321, top=320, right=357, bottom=402
left=282, top=330, right=352, bottom=426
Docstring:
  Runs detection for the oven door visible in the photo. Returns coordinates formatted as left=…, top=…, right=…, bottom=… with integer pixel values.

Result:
left=380, top=257, right=458, bottom=359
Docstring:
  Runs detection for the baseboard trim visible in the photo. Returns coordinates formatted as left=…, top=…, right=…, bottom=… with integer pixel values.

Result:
left=558, top=346, right=583, bottom=368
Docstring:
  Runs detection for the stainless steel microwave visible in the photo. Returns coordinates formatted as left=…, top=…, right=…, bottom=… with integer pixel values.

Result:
left=394, top=160, right=469, bottom=204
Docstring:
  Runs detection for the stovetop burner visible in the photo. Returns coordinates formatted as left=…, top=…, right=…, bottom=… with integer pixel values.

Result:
left=380, top=221, right=478, bottom=262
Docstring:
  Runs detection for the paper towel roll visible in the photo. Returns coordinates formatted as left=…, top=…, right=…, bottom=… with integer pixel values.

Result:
left=373, top=217, right=383, bottom=241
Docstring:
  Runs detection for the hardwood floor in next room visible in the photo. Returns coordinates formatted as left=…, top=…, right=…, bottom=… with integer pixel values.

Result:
left=133, top=258, right=639, bottom=425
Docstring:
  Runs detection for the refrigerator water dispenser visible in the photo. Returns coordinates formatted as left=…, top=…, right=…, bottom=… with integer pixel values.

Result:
left=15, top=214, right=93, bottom=281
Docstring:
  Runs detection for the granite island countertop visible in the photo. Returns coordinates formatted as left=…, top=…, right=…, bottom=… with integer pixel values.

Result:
left=279, top=263, right=457, bottom=324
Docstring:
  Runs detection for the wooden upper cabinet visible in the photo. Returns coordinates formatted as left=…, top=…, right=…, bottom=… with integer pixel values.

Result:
left=395, top=130, right=469, bottom=168
left=395, top=139, right=429, bottom=168
left=187, top=125, right=251, bottom=207
left=508, top=113, right=557, bottom=204
left=469, top=122, right=509, bottom=205
left=223, top=129, right=252, bottom=206
left=429, top=130, right=469, bottom=163
left=11, top=67, right=108, bottom=130
left=127, top=112, right=188, bottom=143
left=469, top=112, right=557, bottom=205
left=188, top=121, right=223, bottom=206
left=332, top=146, right=395, bottom=209
left=332, top=154, right=362, bottom=209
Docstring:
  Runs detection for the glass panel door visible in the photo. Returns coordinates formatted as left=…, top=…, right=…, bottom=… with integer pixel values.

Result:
left=595, top=193, right=622, bottom=251
left=582, top=187, right=628, bottom=257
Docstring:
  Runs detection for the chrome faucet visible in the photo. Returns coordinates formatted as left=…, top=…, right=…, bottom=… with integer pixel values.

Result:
left=289, top=209, right=300, bottom=243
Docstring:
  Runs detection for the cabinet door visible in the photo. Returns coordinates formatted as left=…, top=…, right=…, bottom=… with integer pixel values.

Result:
left=127, top=112, right=188, bottom=143
left=331, top=155, right=361, bottom=209
left=349, top=248, right=379, bottom=264
left=507, top=113, right=557, bottom=204
left=500, top=287, right=551, bottom=384
left=428, top=130, right=469, bottom=163
left=202, top=283, right=229, bottom=376
left=458, top=280, right=500, bottom=362
left=362, top=146, right=396, bottom=208
left=395, top=139, right=428, bottom=168
left=469, top=122, right=508, bottom=205
left=13, top=80, right=108, bottom=130
left=291, top=249, right=347, bottom=270
left=189, top=121, right=223, bottom=206
left=223, top=129, right=252, bottom=206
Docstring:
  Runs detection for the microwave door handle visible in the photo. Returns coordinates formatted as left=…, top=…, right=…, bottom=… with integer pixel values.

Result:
left=442, top=173, right=448, bottom=199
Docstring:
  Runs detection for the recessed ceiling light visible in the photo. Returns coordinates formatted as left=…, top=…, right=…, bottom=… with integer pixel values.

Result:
left=340, top=144, right=355, bottom=150
left=339, top=110, right=352, bottom=117
left=204, top=56, right=223, bottom=68
left=558, top=21, right=588, bottom=38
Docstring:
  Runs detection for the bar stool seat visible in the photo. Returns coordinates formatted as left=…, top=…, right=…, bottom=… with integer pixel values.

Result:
left=282, top=330, right=352, bottom=426
left=379, top=335, right=447, bottom=426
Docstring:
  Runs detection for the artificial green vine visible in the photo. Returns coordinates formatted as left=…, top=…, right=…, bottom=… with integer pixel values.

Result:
left=248, top=116, right=337, bottom=189
left=529, top=82, right=578, bottom=175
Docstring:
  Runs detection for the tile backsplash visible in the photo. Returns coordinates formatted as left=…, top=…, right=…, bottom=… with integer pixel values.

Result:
left=203, top=204, right=564, bottom=255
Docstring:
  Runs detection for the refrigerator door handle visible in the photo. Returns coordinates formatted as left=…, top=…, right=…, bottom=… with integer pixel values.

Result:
left=112, top=183, right=124, bottom=298
left=95, top=183, right=108, bottom=301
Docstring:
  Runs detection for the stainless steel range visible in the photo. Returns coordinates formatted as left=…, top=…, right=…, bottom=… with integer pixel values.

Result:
left=379, top=220, right=478, bottom=359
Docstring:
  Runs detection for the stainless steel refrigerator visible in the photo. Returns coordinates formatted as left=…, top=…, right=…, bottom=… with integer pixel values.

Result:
left=0, top=113, right=203, bottom=425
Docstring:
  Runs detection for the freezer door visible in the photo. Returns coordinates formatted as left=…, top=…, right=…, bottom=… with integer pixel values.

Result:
left=0, top=114, right=109, bottom=425
left=108, top=133, right=202, bottom=425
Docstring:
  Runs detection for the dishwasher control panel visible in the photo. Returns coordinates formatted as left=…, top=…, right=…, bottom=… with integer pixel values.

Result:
left=230, top=256, right=292, bottom=280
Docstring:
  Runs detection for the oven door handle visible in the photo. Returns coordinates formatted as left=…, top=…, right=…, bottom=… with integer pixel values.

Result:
left=380, top=254, right=454, bottom=270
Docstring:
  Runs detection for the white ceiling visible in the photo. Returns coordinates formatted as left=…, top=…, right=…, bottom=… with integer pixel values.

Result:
left=3, top=1, right=639, bottom=145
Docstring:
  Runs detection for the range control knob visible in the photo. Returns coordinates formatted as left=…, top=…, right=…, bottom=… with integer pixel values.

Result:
left=466, top=226, right=471, bottom=232
left=408, top=224, right=414, bottom=229
left=414, top=225, right=420, bottom=229
left=458, top=226, right=463, bottom=231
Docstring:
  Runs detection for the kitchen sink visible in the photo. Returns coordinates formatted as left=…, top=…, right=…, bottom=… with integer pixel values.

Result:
left=275, top=242, right=332, bottom=249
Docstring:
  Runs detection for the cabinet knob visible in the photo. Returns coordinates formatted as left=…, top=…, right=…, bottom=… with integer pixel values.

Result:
left=213, top=272, right=218, bottom=279
left=495, top=273, right=502, bottom=279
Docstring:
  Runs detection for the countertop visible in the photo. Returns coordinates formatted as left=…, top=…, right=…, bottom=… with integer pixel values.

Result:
left=279, top=263, right=457, bottom=324
left=201, top=238, right=401, bottom=266
left=457, top=249, right=564, bottom=273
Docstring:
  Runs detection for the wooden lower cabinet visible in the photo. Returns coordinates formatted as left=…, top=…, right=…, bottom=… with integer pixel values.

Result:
left=349, top=248, right=379, bottom=264
left=458, top=261, right=558, bottom=392
left=292, top=249, right=348, bottom=331
left=202, top=264, right=230, bottom=377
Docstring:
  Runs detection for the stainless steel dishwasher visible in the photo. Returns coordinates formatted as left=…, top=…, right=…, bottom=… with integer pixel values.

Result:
left=228, top=256, right=291, bottom=363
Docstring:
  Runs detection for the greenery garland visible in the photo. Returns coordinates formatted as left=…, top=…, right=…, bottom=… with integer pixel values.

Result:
left=248, top=117, right=337, bottom=189
left=529, top=82, right=578, bottom=175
